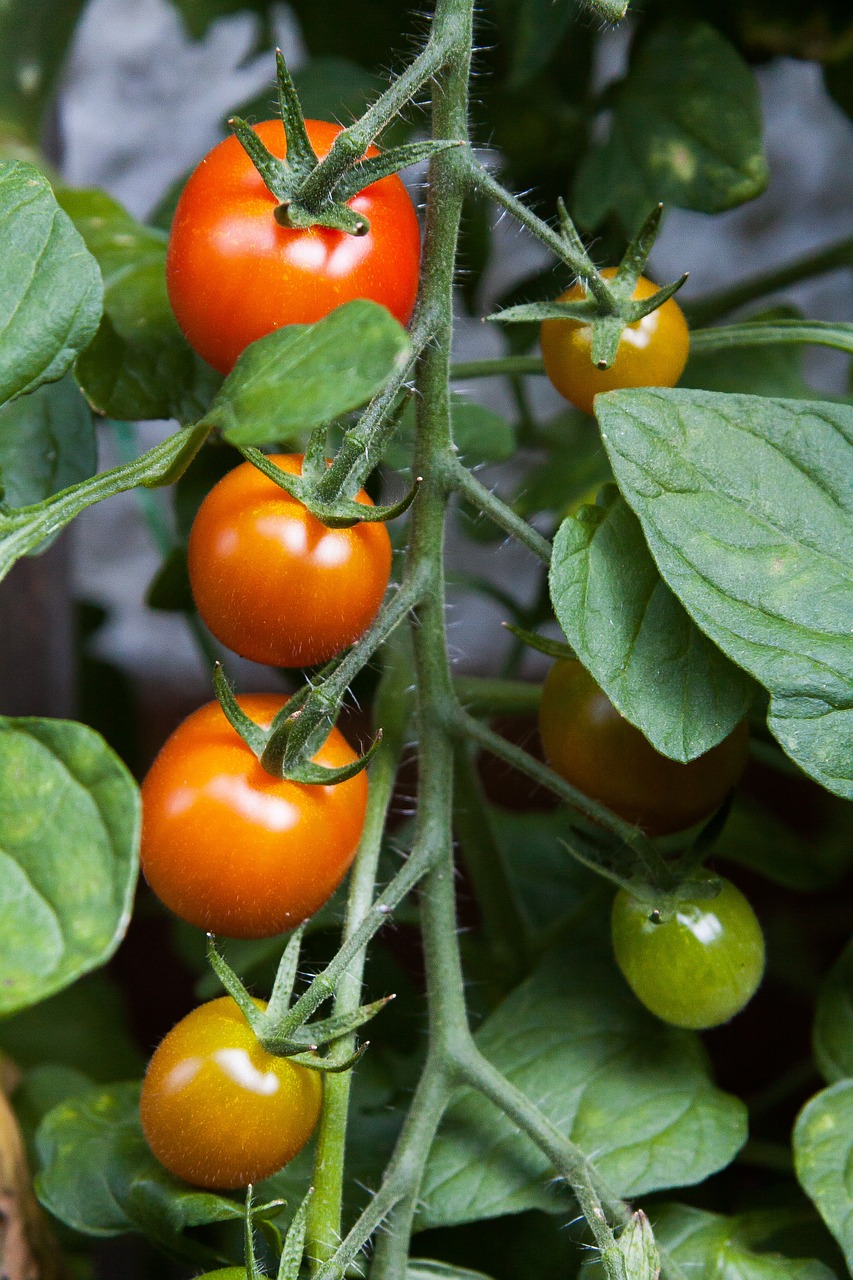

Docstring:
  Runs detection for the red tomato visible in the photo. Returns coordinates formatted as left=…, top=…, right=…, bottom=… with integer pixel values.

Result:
left=538, top=660, right=749, bottom=836
left=166, top=118, right=421, bottom=373
left=141, top=997, right=322, bottom=1188
left=187, top=453, right=392, bottom=668
left=540, top=269, right=690, bottom=416
left=141, top=693, right=368, bottom=937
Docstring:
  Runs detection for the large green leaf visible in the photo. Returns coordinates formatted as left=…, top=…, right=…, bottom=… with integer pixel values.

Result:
left=56, top=187, right=220, bottom=422
left=35, top=1081, right=244, bottom=1251
left=814, top=941, right=853, bottom=1085
left=206, top=300, right=411, bottom=446
left=574, top=22, right=767, bottom=232
left=0, top=374, right=96, bottom=507
left=614, top=1204, right=838, bottom=1280
left=494, top=806, right=598, bottom=929
left=418, top=938, right=746, bottom=1228
left=0, top=161, right=102, bottom=408
left=596, top=388, right=853, bottom=799
left=494, top=0, right=573, bottom=88
left=794, top=1082, right=853, bottom=1272
left=0, top=718, right=139, bottom=1014
left=550, top=486, right=752, bottom=761
left=715, top=785, right=853, bottom=892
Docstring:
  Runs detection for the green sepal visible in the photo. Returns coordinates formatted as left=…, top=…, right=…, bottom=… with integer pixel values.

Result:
left=502, top=621, right=575, bottom=661
left=589, top=314, right=626, bottom=369
left=488, top=299, right=598, bottom=325
left=228, top=114, right=294, bottom=203
left=623, top=273, right=689, bottom=323
left=615, top=202, right=664, bottom=292
left=275, top=729, right=384, bottom=786
left=555, top=197, right=595, bottom=271
left=285, top=1041, right=370, bottom=1074
left=273, top=47, right=316, bottom=177
left=333, top=139, right=462, bottom=203
left=316, top=477, right=421, bottom=529
left=263, top=926, right=306, bottom=1027
left=212, top=663, right=268, bottom=758
left=239, top=447, right=414, bottom=528
left=301, top=426, right=329, bottom=486
left=205, top=937, right=264, bottom=1032
left=291, top=995, right=395, bottom=1049
left=277, top=1187, right=314, bottom=1280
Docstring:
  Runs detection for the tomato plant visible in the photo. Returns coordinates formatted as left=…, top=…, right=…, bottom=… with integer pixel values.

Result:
left=540, top=270, right=690, bottom=415
left=538, top=659, right=750, bottom=835
left=611, top=879, right=766, bottom=1029
left=141, top=693, right=368, bottom=937
left=187, top=454, right=393, bottom=668
left=167, top=119, right=421, bottom=374
left=141, top=997, right=322, bottom=1188
left=2, top=3, right=853, bottom=1280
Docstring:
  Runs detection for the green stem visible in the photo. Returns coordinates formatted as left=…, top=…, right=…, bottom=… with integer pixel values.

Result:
left=683, top=235, right=853, bottom=327
left=446, top=455, right=552, bottom=563
left=690, top=319, right=853, bottom=358
left=453, top=675, right=541, bottom=716
left=306, top=745, right=401, bottom=1271
left=451, top=355, right=543, bottom=379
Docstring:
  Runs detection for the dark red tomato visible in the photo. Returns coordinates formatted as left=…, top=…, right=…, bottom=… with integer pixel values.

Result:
left=538, top=659, right=749, bottom=835
left=141, top=997, right=322, bottom=1188
left=540, top=269, right=690, bottom=416
left=167, top=118, right=421, bottom=373
left=141, top=693, right=368, bottom=937
left=187, top=453, right=392, bottom=668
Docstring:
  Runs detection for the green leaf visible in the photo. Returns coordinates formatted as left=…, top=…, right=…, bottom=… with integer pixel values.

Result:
left=418, top=938, right=746, bottom=1227
left=453, top=402, right=516, bottom=465
left=495, top=0, right=573, bottom=89
left=35, top=1081, right=243, bottom=1247
left=0, top=718, right=139, bottom=1014
left=0, top=421, right=208, bottom=583
left=638, top=1204, right=837, bottom=1280
left=56, top=187, right=220, bottom=422
left=514, top=413, right=612, bottom=518
left=681, top=309, right=827, bottom=400
left=814, top=940, right=853, bottom=1085
left=145, top=545, right=194, bottom=612
left=0, top=972, right=142, bottom=1081
left=0, top=374, right=96, bottom=507
left=0, top=161, right=102, bottom=408
left=794, top=1082, right=853, bottom=1272
left=613, top=1211, right=660, bottom=1280
left=0, top=1, right=88, bottom=146
left=550, top=486, right=753, bottom=761
left=408, top=1264, right=497, bottom=1280
left=574, top=22, right=768, bottom=233
left=495, top=806, right=599, bottom=929
left=596, top=388, right=853, bottom=798
left=205, top=300, right=411, bottom=447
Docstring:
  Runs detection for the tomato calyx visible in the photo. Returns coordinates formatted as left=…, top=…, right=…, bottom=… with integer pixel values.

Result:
left=212, top=662, right=381, bottom=787
left=490, top=201, right=688, bottom=369
left=228, top=49, right=458, bottom=238
left=206, top=933, right=393, bottom=1070
left=240, top=442, right=421, bottom=530
left=502, top=620, right=576, bottom=661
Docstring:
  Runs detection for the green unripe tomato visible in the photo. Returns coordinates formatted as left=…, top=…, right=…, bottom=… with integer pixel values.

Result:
left=196, top=1271, right=252, bottom=1279
left=611, top=878, right=765, bottom=1030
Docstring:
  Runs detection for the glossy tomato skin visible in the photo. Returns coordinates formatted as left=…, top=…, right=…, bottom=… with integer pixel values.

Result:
left=611, top=879, right=765, bottom=1029
left=540, top=269, right=690, bottom=416
left=187, top=454, right=392, bottom=668
left=141, top=997, right=322, bottom=1188
left=167, top=118, right=421, bottom=373
left=538, top=660, right=749, bottom=836
left=141, top=693, right=368, bottom=937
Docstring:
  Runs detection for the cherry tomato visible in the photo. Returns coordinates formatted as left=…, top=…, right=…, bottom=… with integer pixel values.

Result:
left=540, top=269, right=690, bottom=415
left=141, top=693, right=368, bottom=937
left=538, top=660, right=749, bottom=835
left=141, top=997, right=322, bottom=1188
left=167, top=118, right=421, bottom=374
left=611, top=878, right=765, bottom=1029
left=187, top=454, right=392, bottom=668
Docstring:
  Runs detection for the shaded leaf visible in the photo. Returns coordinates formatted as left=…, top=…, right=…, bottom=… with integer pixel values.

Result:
left=418, top=938, right=746, bottom=1227
left=814, top=940, right=853, bottom=1085
left=575, top=23, right=767, bottom=233
left=638, top=1204, right=836, bottom=1280
left=597, top=388, right=853, bottom=798
left=0, top=718, right=139, bottom=1014
left=0, top=374, right=96, bottom=508
left=0, top=0, right=88, bottom=145
left=0, top=161, right=102, bottom=408
left=495, top=0, right=573, bottom=89
left=794, top=1082, right=853, bottom=1272
left=550, top=486, right=752, bottom=761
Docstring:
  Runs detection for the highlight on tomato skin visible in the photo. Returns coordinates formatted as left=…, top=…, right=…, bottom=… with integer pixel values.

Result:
left=539, top=269, right=690, bottom=416
left=538, top=659, right=750, bottom=836
left=187, top=453, right=393, bottom=669
left=610, top=878, right=766, bottom=1030
left=140, top=692, right=368, bottom=938
left=140, top=997, right=323, bottom=1189
left=166, top=118, right=422, bottom=374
